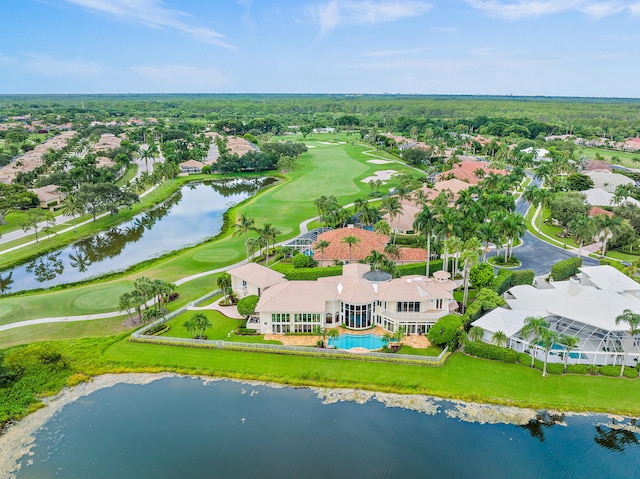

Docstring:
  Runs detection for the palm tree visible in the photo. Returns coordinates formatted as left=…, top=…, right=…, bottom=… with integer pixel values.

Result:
left=233, top=213, right=256, bottom=261
left=502, top=212, right=526, bottom=261
left=384, top=243, right=400, bottom=261
left=614, top=309, right=640, bottom=377
left=477, top=221, right=500, bottom=262
left=413, top=206, right=437, bottom=276
left=392, top=325, right=407, bottom=346
left=133, top=276, right=154, bottom=311
left=217, top=273, right=232, bottom=301
left=184, top=312, right=212, bottom=339
left=373, top=220, right=390, bottom=250
left=460, top=237, right=481, bottom=312
left=492, top=330, right=508, bottom=348
left=469, top=326, right=484, bottom=342
left=521, top=316, right=550, bottom=368
left=341, top=235, right=361, bottom=264
left=435, top=209, right=462, bottom=271
left=568, top=215, right=596, bottom=257
left=540, top=328, right=559, bottom=377
left=260, top=223, right=280, bottom=266
left=119, top=291, right=136, bottom=323
left=60, top=193, right=85, bottom=232
left=595, top=215, right=621, bottom=257
left=327, top=327, right=340, bottom=347
left=558, top=334, right=579, bottom=373
left=365, top=250, right=388, bottom=270
left=381, top=196, right=402, bottom=243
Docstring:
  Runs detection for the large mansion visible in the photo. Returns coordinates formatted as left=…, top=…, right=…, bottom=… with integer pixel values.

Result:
left=228, top=262, right=459, bottom=335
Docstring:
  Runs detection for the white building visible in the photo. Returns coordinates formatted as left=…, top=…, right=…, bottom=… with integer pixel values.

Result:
left=228, top=263, right=459, bottom=335
left=472, top=266, right=640, bottom=366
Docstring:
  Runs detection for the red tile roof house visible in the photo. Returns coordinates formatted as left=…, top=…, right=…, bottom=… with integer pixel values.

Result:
left=179, top=160, right=204, bottom=175
left=312, top=226, right=426, bottom=267
left=435, top=160, right=508, bottom=185
left=623, top=138, right=640, bottom=152
left=31, top=184, right=66, bottom=210
left=228, top=262, right=458, bottom=335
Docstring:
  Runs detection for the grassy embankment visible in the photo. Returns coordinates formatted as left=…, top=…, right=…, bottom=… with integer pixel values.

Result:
left=0, top=138, right=418, bottom=345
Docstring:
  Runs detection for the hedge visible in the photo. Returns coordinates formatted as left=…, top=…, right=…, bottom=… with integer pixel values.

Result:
left=464, top=341, right=520, bottom=363
left=397, top=259, right=444, bottom=277
left=550, top=257, right=582, bottom=281
left=491, top=269, right=535, bottom=295
left=284, top=266, right=343, bottom=280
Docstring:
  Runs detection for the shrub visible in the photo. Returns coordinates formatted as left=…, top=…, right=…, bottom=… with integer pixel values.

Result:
left=470, top=263, right=495, bottom=289
left=237, top=295, right=259, bottom=318
left=624, top=367, right=639, bottom=379
left=427, top=314, right=463, bottom=349
left=397, top=259, right=443, bottom=277
left=545, top=362, right=564, bottom=375
left=464, top=341, right=519, bottom=363
left=550, top=257, right=582, bottom=281
left=586, top=365, right=600, bottom=375
left=566, top=364, right=588, bottom=375
left=168, top=292, right=179, bottom=302
left=292, top=253, right=311, bottom=269
left=285, top=266, right=342, bottom=280
left=599, top=365, right=621, bottom=377
left=491, top=269, right=535, bottom=295
left=236, top=327, right=259, bottom=335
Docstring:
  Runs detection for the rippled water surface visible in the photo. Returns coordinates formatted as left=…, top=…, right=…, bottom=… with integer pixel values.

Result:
left=13, top=377, right=640, bottom=479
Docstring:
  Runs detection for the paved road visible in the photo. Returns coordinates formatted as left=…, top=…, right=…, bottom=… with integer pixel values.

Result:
left=491, top=231, right=599, bottom=276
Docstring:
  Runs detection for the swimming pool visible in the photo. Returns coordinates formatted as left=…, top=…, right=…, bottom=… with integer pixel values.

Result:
left=550, top=343, right=587, bottom=359
left=328, top=333, right=386, bottom=350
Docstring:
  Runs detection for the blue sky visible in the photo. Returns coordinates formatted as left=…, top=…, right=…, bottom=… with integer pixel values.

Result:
left=1, top=0, right=639, bottom=96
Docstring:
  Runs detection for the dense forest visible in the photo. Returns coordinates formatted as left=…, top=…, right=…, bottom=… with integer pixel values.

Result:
left=1, top=94, right=640, bottom=141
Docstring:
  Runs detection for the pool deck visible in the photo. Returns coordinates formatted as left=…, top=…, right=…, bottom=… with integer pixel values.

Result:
left=264, top=325, right=431, bottom=349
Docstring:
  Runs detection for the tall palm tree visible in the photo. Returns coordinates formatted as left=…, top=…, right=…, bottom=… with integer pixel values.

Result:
left=233, top=213, right=256, bottom=261
left=413, top=206, right=437, bottom=276
left=435, top=209, right=462, bottom=271
left=217, top=273, right=232, bottom=301
left=381, top=196, right=402, bottom=243
left=119, top=291, right=136, bottom=323
left=595, top=215, right=621, bottom=257
left=373, top=220, right=390, bottom=250
left=460, top=237, right=481, bottom=312
left=614, top=309, right=640, bottom=377
left=492, top=330, right=508, bottom=348
left=133, top=276, right=154, bottom=311
left=60, top=193, right=85, bottom=232
left=502, top=212, right=526, bottom=260
left=365, top=250, right=387, bottom=270
left=260, top=223, right=280, bottom=266
left=558, top=334, right=579, bottom=374
left=341, top=235, right=361, bottom=264
left=568, top=215, right=596, bottom=257
left=540, top=328, right=559, bottom=377
left=478, top=221, right=500, bottom=262
left=315, top=239, right=330, bottom=261
left=521, top=316, right=550, bottom=368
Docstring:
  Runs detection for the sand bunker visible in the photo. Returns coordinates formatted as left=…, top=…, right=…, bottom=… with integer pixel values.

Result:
left=305, top=145, right=317, bottom=148
left=367, top=159, right=392, bottom=164
left=361, top=169, right=397, bottom=184
left=317, top=141, right=337, bottom=145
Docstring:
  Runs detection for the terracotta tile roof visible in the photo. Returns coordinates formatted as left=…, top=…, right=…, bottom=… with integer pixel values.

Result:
left=313, top=227, right=389, bottom=262
left=398, top=247, right=427, bottom=261
left=588, top=206, right=614, bottom=218
left=436, top=160, right=507, bottom=185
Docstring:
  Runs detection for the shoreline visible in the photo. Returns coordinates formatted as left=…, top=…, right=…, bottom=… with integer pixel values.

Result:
left=1, top=372, right=637, bottom=479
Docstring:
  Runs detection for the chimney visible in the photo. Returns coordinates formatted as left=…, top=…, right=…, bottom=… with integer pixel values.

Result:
left=568, top=276, right=579, bottom=296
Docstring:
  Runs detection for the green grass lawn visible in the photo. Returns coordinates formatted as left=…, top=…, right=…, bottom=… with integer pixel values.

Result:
left=397, top=345, right=443, bottom=356
left=160, top=309, right=281, bottom=344
left=95, top=337, right=640, bottom=415
left=579, top=146, right=640, bottom=169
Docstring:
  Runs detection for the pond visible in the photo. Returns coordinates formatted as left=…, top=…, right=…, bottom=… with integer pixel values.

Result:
left=0, top=178, right=275, bottom=293
left=4, top=376, right=639, bottom=479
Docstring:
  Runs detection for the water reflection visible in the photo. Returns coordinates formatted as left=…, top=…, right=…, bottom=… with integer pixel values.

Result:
left=2, top=178, right=275, bottom=292
left=518, top=411, right=566, bottom=443
left=594, top=419, right=640, bottom=452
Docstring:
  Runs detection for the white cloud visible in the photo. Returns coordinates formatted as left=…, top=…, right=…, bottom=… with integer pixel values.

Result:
left=465, top=0, right=631, bottom=20
left=131, top=64, right=230, bottom=92
left=362, top=48, right=421, bottom=57
left=64, top=0, right=234, bottom=49
left=309, top=0, right=432, bottom=33
left=630, top=2, right=640, bottom=13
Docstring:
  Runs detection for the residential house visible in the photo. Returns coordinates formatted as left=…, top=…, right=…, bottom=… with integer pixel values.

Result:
left=179, top=160, right=204, bottom=175
left=228, top=262, right=287, bottom=299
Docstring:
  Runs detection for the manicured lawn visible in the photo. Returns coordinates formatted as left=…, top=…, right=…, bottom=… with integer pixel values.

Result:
left=97, top=338, right=640, bottom=415
left=579, top=146, right=640, bottom=169
left=160, top=309, right=281, bottom=344
left=397, top=345, right=443, bottom=356
left=0, top=316, right=131, bottom=349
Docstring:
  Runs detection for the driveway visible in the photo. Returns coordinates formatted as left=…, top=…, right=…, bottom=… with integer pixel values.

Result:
left=489, top=231, right=599, bottom=276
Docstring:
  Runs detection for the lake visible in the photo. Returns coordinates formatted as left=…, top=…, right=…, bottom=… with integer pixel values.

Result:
left=8, top=376, right=640, bottom=479
left=0, top=178, right=274, bottom=293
